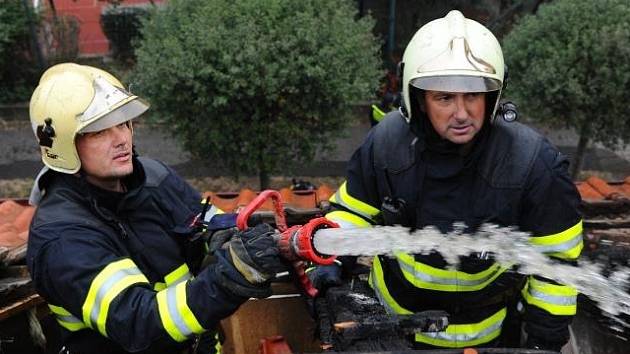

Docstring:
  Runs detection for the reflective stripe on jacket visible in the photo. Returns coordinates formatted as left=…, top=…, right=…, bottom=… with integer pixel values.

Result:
left=326, top=111, right=583, bottom=347
left=27, top=157, right=245, bottom=353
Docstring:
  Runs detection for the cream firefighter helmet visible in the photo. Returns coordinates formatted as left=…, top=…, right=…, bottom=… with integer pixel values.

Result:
left=401, top=10, right=504, bottom=122
left=29, top=63, right=149, bottom=174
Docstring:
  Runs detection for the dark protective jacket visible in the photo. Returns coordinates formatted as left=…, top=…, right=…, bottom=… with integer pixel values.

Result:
left=326, top=111, right=583, bottom=349
left=27, top=157, right=246, bottom=354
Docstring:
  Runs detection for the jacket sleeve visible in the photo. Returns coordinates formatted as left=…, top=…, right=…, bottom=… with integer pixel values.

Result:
left=518, top=139, right=583, bottom=347
left=29, top=223, right=248, bottom=353
left=326, top=130, right=382, bottom=228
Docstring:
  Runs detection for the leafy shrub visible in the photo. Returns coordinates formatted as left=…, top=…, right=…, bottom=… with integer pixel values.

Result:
left=0, top=0, right=39, bottom=103
left=101, top=6, right=150, bottom=61
left=503, top=0, right=630, bottom=177
left=132, top=0, right=382, bottom=187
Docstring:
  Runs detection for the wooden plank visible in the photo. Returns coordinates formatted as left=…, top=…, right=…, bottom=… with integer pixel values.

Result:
left=0, top=294, right=44, bottom=321
left=585, top=218, right=630, bottom=229
left=220, top=282, right=320, bottom=354
left=2, top=244, right=27, bottom=266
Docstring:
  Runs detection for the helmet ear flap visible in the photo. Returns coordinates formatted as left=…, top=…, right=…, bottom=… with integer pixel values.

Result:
left=397, top=61, right=409, bottom=118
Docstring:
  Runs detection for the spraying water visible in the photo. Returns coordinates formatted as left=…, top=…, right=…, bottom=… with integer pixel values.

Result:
left=313, top=224, right=630, bottom=335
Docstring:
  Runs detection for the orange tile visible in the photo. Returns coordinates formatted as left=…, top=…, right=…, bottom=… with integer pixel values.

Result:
left=316, top=185, right=334, bottom=204
left=0, top=222, right=24, bottom=248
left=0, top=200, right=24, bottom=225
left=586, top=176, right=621, bottom=200
left=576, top=182, right=603, bottom=200
left=620, top=177, right=630, bottom=197
left=13, top=207, right=36, bottom=234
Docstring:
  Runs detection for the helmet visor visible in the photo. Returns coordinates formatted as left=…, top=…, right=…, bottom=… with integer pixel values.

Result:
left=79, top=98, right=149, bottom=133
left=410, top=75, right=501, bottom=93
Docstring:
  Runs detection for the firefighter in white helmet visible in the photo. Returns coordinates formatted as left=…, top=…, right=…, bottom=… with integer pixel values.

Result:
left=317, top=10, right=582, bottom=351
left=26, top=63, right=288, bottom=354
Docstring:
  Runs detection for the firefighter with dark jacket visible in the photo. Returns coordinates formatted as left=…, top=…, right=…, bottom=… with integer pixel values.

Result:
left=26, top=63, right=288, bottom=354
left=317, top=10, right=583, bottom=351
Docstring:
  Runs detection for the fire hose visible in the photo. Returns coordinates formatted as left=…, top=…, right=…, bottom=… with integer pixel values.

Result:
left=235, top=190, right=339, bottom=297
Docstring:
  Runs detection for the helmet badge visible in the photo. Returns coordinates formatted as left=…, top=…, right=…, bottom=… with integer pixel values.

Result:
left=36, top=118, right=56, bottom=148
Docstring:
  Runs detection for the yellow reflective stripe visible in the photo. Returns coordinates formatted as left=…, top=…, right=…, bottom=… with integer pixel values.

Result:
left=371, top=104, right=386, bottom=122
left=416, top=308, right=506, bottom=347
left=164, top=264, right=192, bottom=286
left=369, top=256, right=413, bottom=315
left=48, top=304, right=87, bottom=331
left=82, top=259, right=149, bottom=336
left=329, top=182, right=380, bottom=221
left=156, top=281, right=205, bottom=342
left=325, top=210, right=371, bottom=228
left=214, top=331, right=222, bottom=353
left=521, top=276, right=577, bottom=315
left=154, top=282, right=167, bottom=291
left=396, top=253, right=506, bottom=292
left=529, top=220, right=583, bottom=260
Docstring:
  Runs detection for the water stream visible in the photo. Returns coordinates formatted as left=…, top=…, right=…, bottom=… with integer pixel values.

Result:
left=313, top=224, right=630, bottom=336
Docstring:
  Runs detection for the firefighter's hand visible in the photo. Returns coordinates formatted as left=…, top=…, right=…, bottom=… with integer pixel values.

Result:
left=208, top=227, right=238, bottom=253
left=226, top=223, right=289, bottom=284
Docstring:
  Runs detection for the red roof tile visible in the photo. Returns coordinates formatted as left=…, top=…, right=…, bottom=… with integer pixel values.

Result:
left=576, top=176, right=630, bottom=201
left=4, top=178, right=630, bottom=255
left=202, top=186, right=334, bottom=213
left=0, top=200, right=33, bottom=248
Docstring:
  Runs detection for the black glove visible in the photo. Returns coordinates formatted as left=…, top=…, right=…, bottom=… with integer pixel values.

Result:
left=226, top=223, right=288, bottom=284
left=307, top=264, right=342, bottom=293
left=208, top=227, right=238, bottom=254
left=199, top=227, right=239, bottom=270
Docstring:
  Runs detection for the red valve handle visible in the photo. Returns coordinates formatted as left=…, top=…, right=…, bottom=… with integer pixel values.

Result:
left=236, top=190, right=287, bottom=232
left=236, top=189, right=319, bottom=297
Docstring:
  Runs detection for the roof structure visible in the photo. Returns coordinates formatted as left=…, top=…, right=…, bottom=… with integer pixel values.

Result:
left=576, top=176, right=630, bottom=201
left=2, top=178, right=630, bottom=266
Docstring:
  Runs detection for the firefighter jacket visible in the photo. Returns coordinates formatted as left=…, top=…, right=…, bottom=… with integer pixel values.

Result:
left=27, top=157, right=246, bottom=354
left=326, top=111, right=583, bottom=349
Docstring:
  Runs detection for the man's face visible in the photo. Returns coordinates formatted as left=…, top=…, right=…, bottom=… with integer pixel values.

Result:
left=423, top=90, right=486, bottom=144
left=75, top=121, right=133, bottom=190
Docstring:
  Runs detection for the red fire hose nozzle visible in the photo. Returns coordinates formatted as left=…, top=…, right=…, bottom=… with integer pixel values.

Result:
left=277, top=217, right=338, bottom=265
left=235, top=190, right=339, bottom=297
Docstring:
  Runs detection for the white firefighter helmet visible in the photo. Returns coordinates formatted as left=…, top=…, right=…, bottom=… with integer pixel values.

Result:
left=29, top=63, right=149, bottom=174
left=401, top=10, right=504, bottom=122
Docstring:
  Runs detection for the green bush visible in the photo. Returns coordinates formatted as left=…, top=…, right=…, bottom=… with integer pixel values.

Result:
left=101, top=6, right=150, bottom=61
left=503, top=0, right=630, bottom=177
left=132, top=0, right=382, bottom=188
left=0, top=0, right=39, bottom=103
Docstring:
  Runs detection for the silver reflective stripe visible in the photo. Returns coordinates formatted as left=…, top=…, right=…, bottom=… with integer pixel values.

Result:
left=169, top=271, right=191, bottom=286
left=203, top=205, right=222, bottom=223
left=166, top=286, right=194, bottom=337
left=89, top=267, right=142, bottom=324
left=397, top=261, right=501, bottom=287
left=532, top=233, right=582, bottom=253
left=421, top=314, right=504, bottom=342
left=528, top=288, right=577, bottom=306
left=57, top=313, right=83, bottom=324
